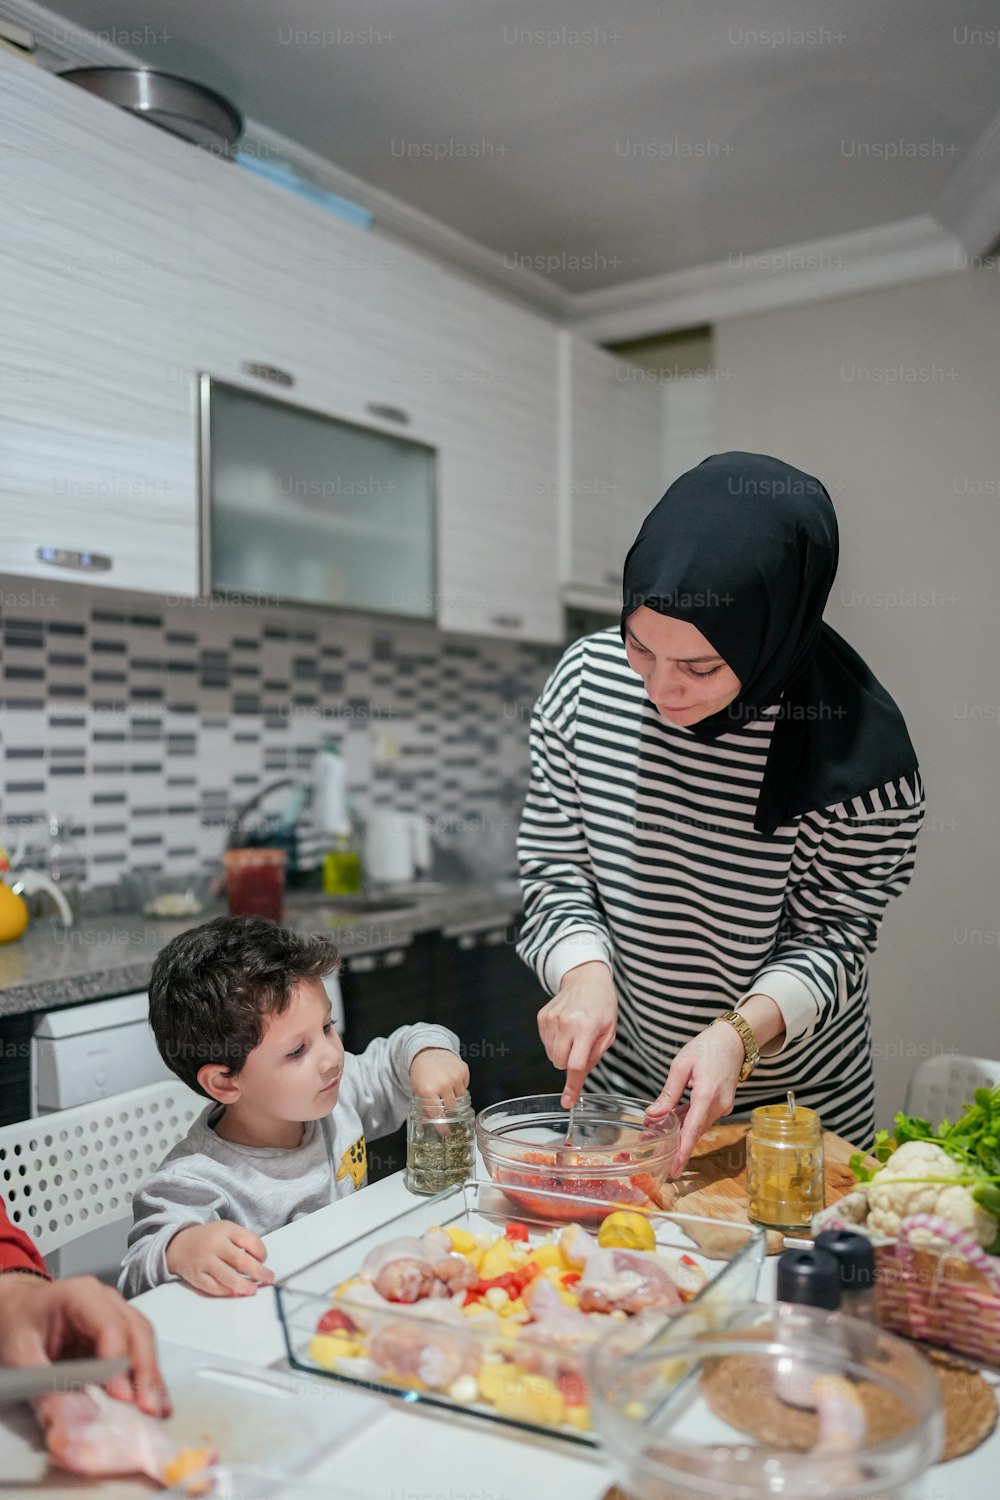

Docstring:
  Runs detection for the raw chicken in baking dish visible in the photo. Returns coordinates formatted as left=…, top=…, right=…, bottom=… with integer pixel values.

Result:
left=305, top=1212, right=708, bottom=1433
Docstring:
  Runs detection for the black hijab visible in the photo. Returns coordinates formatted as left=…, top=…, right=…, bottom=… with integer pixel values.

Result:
left=621, top=452, right=919, bottom=837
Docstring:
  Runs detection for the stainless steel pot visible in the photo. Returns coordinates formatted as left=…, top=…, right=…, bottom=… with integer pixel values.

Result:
left=60, top=66, right=242, bottom=154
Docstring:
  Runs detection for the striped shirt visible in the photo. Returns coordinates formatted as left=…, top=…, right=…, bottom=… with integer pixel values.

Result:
left=516, top=629, right=925, bottom=1147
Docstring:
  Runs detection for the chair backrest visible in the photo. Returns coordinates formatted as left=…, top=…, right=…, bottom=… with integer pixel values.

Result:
left=0, top=1080, right=204, bottom=1258
left=903, top=1053, right=1000, bottom=1124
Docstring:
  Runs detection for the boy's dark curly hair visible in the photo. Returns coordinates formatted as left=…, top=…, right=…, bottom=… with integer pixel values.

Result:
left=148, top=916, right=341, bottom=1097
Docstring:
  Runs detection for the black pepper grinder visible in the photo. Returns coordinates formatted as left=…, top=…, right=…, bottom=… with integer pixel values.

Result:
left=774, top=1246, right=844, bottom=1408
left=776, top=1246, right=842, bottom=1310
left=815, top=1228, right=877, bottom=1319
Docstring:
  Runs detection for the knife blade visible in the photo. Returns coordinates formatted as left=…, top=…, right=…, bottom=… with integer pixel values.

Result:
left=0, top=1355, right=130, bottom=1404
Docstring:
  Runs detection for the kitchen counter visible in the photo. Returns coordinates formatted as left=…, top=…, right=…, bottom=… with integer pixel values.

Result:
left=0, top=882, right=523, bottom=1017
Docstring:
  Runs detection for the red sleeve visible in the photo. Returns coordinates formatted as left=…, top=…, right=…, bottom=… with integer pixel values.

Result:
left=0, top=1195, right=49, bottom=1277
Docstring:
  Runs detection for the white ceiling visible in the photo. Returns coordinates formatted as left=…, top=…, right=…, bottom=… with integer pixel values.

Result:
left=15, top=0, right=1000, bottom=323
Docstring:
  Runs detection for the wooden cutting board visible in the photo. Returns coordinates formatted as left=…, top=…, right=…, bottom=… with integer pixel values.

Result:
left=649, top=1121, right=870, bottom=1255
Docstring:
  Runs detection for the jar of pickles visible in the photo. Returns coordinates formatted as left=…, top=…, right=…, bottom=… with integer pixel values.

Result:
left=746, top=1100, right=825, bottom=1231
left=405, top=1092, right=475, bottom=1195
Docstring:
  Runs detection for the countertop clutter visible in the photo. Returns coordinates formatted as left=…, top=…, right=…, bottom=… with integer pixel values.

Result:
left=0, top=882, right=522, bottom=1017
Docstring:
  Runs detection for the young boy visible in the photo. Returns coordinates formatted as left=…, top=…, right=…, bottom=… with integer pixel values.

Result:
left=119, top=916, right=467, bottom=1299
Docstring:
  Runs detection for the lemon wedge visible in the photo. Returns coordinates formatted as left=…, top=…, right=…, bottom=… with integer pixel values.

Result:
left=597, top=1209, right=656, bottom=1252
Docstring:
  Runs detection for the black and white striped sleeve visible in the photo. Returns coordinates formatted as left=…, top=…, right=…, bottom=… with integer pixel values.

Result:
left=516, top=692, right=614, bottom=995
left=737, top=772, right=925, bottom=1050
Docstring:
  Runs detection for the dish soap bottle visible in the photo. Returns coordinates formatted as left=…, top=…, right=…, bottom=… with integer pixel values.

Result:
left=313, top=739, right=361, bottom=895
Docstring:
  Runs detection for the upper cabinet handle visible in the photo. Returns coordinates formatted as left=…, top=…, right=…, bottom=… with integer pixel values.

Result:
left=491, top=613, right=524, bottom=630
left=242, top=362, right=295, bottom=388
left=365, top=402, right=411, bottom=426
left=36, top=547, right=111, bottom=572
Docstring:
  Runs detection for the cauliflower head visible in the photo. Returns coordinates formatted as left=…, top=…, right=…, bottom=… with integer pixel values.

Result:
left=866, top=1140, right=998, bottom=1247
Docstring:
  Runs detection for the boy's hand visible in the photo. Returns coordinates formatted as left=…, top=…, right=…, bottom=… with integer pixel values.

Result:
left=165, top=1220, right=274, bottom=1298
left=409, top=1046, right=470, bottom=1106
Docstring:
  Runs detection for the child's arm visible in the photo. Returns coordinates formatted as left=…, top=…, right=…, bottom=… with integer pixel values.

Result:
left=340, top=1023, right=462, bottom=1140
left=118, top=1168, right=268, bottom=1300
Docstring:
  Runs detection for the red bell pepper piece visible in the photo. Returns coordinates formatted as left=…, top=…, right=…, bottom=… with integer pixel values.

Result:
left=316, top=1307, right=356, bottom=1335
left=504, top=1222, right=529, bottom=1242
left=557, top=1371, right=588, bottom=1406
left=560, top=1270, right=581, bottom=1288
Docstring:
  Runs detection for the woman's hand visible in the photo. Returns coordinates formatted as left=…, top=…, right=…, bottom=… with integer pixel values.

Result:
left=0, top=1272, right=170, bottom=1416
left=165, top=1220, right=273, bottom=1299
left=646, top=997, right=784, bottom=1172
left=644, top=1023, right=746, bottom=1175
left=538, top=960, right=617, bottom=1107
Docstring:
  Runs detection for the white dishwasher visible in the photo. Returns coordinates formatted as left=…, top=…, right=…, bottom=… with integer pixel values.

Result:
left=30, top=990, right=172, bottom=1279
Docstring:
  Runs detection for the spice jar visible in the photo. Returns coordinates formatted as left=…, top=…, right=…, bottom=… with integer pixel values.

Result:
left=746, top=1100, right=824, bottom=1231
left=405, top=1092, right=475, bottom=1195
left=224, top=847, right=286, bottom=922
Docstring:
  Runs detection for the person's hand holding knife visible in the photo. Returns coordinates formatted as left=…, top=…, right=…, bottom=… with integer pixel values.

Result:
left=537, top=960, right=617, bottom=1108
left=539, top=966, right=784, bottom=1176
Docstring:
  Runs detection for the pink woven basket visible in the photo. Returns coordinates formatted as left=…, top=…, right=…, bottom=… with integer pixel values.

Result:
left=875, top=1215, right=1000, bottom=1367
left=818, top=1205, right=1000, bottom=1368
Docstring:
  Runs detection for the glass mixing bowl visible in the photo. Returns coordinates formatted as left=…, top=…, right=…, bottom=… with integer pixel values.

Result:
left=589, top=1300, right=944, bottom=1499
left=476, top=1092, right=681, bottom=1221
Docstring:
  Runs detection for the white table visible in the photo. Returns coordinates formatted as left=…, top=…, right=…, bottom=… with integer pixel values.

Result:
left=129, top=1170, right=998, bottom=1500
left=134, top=1171, right=616, bottom=1499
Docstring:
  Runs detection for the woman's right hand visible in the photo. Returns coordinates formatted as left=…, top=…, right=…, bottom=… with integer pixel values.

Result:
left=538, top=960, right=618, bottom=1107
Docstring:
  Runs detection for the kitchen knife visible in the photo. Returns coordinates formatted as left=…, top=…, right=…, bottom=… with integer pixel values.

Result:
left=0, top=1355, right=130, bottom=1404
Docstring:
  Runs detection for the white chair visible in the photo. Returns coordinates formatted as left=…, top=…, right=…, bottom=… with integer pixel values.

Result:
left=0, top=1080, right=203, bottom=1263
left=903, top=1053, right=1000, bottom=1123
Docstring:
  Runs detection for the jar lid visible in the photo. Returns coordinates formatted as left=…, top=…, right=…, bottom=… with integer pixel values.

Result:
left=814, top=1228, right=876, bottom=1291
left=776, top=1246, right=841, bottom=1310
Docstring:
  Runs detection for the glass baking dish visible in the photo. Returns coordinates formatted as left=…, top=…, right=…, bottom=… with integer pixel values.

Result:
left=275, top=1178, right=765, bottom=1447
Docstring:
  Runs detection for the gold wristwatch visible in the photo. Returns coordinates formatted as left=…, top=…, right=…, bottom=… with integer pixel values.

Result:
left=713, top=1010, right=760, bottom=1083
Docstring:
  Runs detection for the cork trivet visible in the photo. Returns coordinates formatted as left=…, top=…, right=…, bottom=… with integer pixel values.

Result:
left=699, top=1351, right=915, bottom=1449
left=925, top=1348, right=998, bottom=1462
left=699, top=1342, right=998, bottom=1464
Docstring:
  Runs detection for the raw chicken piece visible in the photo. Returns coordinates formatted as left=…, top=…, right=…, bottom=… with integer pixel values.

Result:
left=361, top=1230, right=452, bottom=1302
left=368, top=1318, right=481, bottom=1390
left=374, top=1258, right=436, bottom=1303
left=577, top=1247, right=683, bottom=1315
left=559, top=1223, right=600, bottom=1269
left=520, top=1277, right=604, bottom=1346
left=36, top=1385, right=215, bottom=1485
left=343, top=1279, right=466, bottom=1330
left=431, top=1255, right=479, bottom=1292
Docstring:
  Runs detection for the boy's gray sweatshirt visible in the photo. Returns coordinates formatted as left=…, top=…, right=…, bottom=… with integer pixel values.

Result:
left=119, top=1022, right=458, bottom=1299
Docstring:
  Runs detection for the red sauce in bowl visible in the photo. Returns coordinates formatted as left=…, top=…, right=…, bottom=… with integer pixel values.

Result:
left=491, top=1150, right=659, bottom=1222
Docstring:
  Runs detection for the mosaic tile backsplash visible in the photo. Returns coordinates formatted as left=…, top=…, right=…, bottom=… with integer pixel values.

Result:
left=0, top=578, right=559, bottom=889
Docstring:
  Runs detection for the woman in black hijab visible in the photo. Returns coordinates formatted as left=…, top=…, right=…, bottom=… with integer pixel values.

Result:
left=517, top=452, right=923, bottom=1168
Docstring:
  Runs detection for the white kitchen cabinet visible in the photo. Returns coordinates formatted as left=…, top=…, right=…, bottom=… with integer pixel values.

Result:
left=661, top=376, right=717, bottom=489
left=563, top=335, right=663, bottom=602
left=0, top=53, right=563, bottom=636
left=424, top=280, right=561, bottom=643
left=0, top=55, right=201, bottom=595
left=188, top=154, right=561, bottom=639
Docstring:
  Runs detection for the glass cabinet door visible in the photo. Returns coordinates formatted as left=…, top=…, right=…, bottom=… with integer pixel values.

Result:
left=204, top=378, right=436, bottom=618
